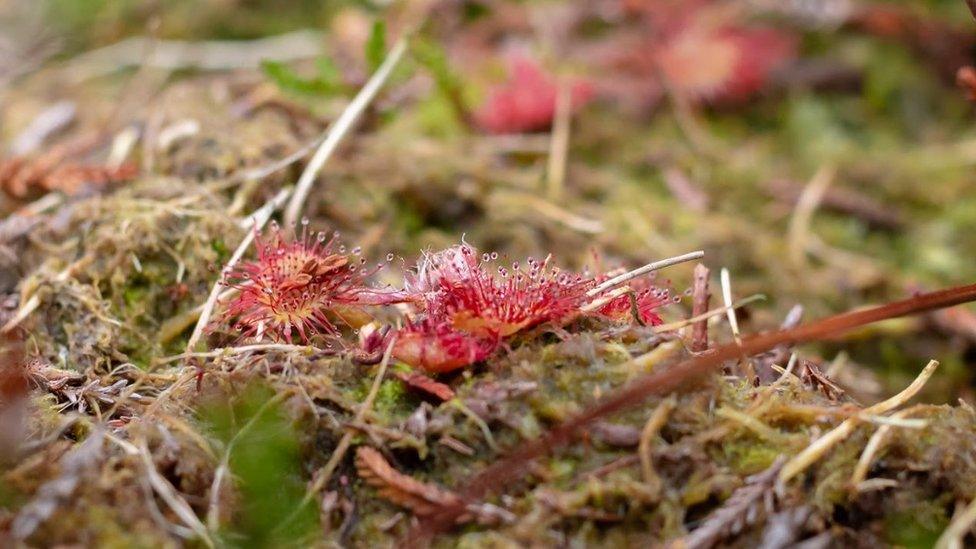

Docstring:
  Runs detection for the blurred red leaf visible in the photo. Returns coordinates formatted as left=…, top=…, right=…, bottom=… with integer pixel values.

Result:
left=475, top=56, right=592, bottom=134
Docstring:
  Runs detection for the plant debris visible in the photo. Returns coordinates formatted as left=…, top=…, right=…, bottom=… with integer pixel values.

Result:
left=355, top=446, right=462, bottom=518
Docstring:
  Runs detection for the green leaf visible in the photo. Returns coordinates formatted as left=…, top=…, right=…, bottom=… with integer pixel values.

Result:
left=261, top=59, right=342, bottom=97
left=200, top=383, right=318, bottom=546
left=412, top=37, right=461, bottom=95
left=412, top=36, right=471, bottom=127
left=365, top=20, right=387, bottom=72
left=314, top=56, right=342, bottom=83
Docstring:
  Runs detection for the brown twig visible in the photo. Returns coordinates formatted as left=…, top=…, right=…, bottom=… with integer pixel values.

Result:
left=691, top=263, right=710, bottom=352
left=965, top=0, right=976, bottom=22
left=675, top=457, right=786, bottom=549
left=407, top=282, right=976, bottom=543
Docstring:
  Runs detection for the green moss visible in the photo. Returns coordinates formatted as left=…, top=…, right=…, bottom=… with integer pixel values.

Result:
left=548, top=457, right=578, bottom=484
left=210, top=238, right=229, bottom=259
left=719, top=439, right=783, bottom=475
left=82, top=506, right=164, bottom=549
left=681, top=471, right=718, bottom=508
left=0, top=481, right=22, bottom=512
left=373, top=378, right=413, bottom=418
left=884, top=499, right=950, bottom=549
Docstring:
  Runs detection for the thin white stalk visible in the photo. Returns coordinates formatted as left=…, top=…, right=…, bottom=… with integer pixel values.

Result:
left=779, top=360, right=939, bottom=484
left=579, top=286, right=631, bottom=313
left=851, top=408, right=926, bottom=489
left=587, top=251, right=704, bottom=297
left=768, top=352, right=799, bottom=391
left=546, top=80, right=572, bottom=200
left=788, top=165, right=835, bottom=266
left=283, top=38, right=407, bottom=226
left=184, top=187, right=291, bottom=354
left=651, top=294, right=766, bottom=334
left=720, top=268, right=741, bottom=345
left=936, top=495, right=976, bottom=549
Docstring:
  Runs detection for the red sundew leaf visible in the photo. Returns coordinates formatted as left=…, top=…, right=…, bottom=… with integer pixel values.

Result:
left=405, top=243, right=484, bottom=295
left=392, top=318, right=499, bottom=374
left=583, top=3, right=796, bottom=109
left=656, top=22, right=797, bottom=103
left=475, top=56, right=592, bottom=134
left=587, top=264, right=672, bottom=326
left=395, top=371, right=456, bottom=402
left=218, top=227, right=405, bottom=344
left=595, top=284, right=670, bottom=326
left=715, top=27, right=797, bottom=102
left=395, top=241, right=595, bottom=373
left=415, top=243, right=596, bottom=339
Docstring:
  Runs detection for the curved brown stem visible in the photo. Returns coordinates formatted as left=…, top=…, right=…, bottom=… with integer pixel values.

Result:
left=406, top=282, right=976, bottom=544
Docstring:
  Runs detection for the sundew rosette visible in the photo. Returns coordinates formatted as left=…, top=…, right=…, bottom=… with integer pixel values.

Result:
left=217, top=223, right=403, bottom=344
left=391, top=318, right=500, bottom=374
left=387, top=242, right=673, bottom=373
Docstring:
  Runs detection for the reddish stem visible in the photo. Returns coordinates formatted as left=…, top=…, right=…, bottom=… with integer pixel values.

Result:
left=406, top=282, right=976, bottom=544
